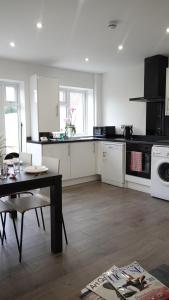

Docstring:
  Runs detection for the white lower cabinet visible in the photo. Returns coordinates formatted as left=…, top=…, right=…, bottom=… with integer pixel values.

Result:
left=42, top=142, right=96, bottom=180
left=70, top=142, right=96, bottom=178
left=42, top=144, right=71, bottom=180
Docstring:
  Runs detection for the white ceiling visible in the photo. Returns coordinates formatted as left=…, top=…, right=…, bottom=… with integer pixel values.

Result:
left=0, top=0, right=169, bottom=73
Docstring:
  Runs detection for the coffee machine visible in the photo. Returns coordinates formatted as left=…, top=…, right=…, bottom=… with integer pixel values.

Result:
left=123, top=125, right=133, bottom=139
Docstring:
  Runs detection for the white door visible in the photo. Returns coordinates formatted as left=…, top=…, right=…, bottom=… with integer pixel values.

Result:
left=42, top=144, right=71, bottom=180
left=102, top=143, right=125, bottom=184
left=0, top=82, right=20, bottom=153
left=70, top=142, right=96, bottom=178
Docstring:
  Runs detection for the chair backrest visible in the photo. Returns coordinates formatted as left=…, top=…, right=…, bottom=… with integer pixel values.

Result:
left=5, top=152, right=19, bottom=159
left=19, top=152, right=32, bottom=165
left=40, top=157, right=60, bottom=198
left=42, top=156, right=60, bottom=173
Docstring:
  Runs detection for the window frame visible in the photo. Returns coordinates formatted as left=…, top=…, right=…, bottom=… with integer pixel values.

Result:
left=59, top=87, right=90, bottom=135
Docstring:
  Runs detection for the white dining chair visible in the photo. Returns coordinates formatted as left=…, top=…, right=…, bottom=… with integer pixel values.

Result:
left=0, top=200, right=19, bottom=250
left=40, top=156, right=60, bottom=197
left=19, top=152, right=32, bottom=165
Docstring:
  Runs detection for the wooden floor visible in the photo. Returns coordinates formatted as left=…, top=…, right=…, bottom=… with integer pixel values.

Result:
left=1, top=181, right=169, bottom=300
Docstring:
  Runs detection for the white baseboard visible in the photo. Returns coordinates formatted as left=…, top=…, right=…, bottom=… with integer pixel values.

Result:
left=63, top=175, right=100, bottom=187
left=101, top=177, right=125, bottom=188
left=125, top=175, right=151, bottom=193
left=62, top=173, right=151, bottom=194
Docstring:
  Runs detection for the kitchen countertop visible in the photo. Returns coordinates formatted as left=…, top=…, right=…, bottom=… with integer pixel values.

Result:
left=27, top=136, right=169, bottom=145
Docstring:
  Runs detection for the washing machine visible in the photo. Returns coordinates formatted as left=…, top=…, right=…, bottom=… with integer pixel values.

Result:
left=151, top=145, right=169, bottom=200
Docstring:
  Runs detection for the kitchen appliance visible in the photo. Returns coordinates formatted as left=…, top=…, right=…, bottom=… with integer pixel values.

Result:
left=93, top=126, right=115, bottom=138
left=151, top=145, right=169, bottom=200
left=101, top=142, right=125, bottom=187
left=130, top=55, right=168, bottom=102
left=123, top=125, right=133, bottom=139
left=126, top=142, right=152, bottom=179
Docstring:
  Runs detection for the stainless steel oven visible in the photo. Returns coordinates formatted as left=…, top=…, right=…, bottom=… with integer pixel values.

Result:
left=126, top=142, right=152, bottom=179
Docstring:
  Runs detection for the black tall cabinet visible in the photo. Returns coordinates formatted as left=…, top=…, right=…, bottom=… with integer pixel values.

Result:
left=145, top=55, right=168, bottom=136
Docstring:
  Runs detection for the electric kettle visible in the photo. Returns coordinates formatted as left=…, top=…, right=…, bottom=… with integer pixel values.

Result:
left=123, top=125, right=133, bottom=139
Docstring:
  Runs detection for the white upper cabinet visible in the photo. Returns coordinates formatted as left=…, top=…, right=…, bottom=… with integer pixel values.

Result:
left=165, top=68, right=169, bottom=116
left=30, top=74, right=59, bottom=140
left=70, top=142, right=96, bottom=178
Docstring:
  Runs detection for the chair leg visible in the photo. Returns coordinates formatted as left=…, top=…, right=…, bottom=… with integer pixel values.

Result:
left=11, top=215, right=20, bottom=253
left=0, top=213, right=3, bottom=246
left=0, top=213, right=6, bottom=240
left=0, top=229, right=2, bottom=245
left=35, top=208, right=40, bottom=227
left=19, top=213, right=24, bottom=263
left=40, top=207, right=46, bottom=231
left=1, top=212, right=7, bottom=245
left=62, top=214, right=68, bottom=245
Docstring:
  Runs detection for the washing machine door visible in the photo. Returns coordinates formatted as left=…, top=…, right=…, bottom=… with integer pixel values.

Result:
left=158, top=162, right=169, bottom=182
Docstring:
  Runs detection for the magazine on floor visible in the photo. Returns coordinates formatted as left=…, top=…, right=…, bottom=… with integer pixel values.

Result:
left=80, top=288, right=104, bottom=300
left=105, top=261, right=169, bottom=300
left=86, top=266, right=123, bottom=300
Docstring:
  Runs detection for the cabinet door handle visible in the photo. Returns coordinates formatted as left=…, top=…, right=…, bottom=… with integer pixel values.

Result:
left=103, top=151, right=107, bottom=157
left=56, top=104, right=59, bottom=117
left=93, top=143, right=95, bottom=153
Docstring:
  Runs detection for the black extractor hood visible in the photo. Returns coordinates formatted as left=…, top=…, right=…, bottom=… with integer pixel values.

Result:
left=130, top=55, right=168, bottom=102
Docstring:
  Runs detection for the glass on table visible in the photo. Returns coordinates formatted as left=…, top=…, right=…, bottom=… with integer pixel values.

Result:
left=13, top=158, right=20, bottom=174
left=0, top=163, right=8, bottom=179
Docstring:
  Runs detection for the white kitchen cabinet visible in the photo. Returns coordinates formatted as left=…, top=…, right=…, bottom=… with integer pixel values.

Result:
left=27, top=141, right=97, bottom=182
left=26, top=143, right=42, bottom=166
left=70, top=142, right=96, bottom=178
left=30, top=74, right=59, bottom=140
left=42, top=144, right=71, bottom=180
left=165, top=68, right=169, bottom=115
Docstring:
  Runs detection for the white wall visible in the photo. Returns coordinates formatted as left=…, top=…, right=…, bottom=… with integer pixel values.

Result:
left=102, top=63, right=146, bottom=135
left=0, top=58, right=101, bottom=136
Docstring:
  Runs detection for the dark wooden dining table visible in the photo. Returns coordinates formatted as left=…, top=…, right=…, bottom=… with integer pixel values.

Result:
left=0, top=171, right=62, bottom=253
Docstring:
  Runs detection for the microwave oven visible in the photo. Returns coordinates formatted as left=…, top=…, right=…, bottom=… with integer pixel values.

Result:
left=93, top=126, right=115, bottom=138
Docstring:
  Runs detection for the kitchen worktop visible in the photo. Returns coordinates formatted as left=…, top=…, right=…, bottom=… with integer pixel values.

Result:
left=27, top=135, right=169, bottom=145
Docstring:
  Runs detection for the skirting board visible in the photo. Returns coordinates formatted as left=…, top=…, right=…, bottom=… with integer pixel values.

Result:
left=125, top=175, right=151, bottom=193
left=63, top=175, right=100, bottom=187
left=101, top=177, right=125, bottom=188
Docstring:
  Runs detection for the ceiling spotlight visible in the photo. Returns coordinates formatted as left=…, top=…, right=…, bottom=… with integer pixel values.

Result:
left=10, top=42, right=16, bottom=47
left=85, top=57, right=89, bottom=62
left=166, top=27, right=169, bottom=34
left=118, top=44, right=123, bottom=51
left=36, top=22, right=43, bottom=29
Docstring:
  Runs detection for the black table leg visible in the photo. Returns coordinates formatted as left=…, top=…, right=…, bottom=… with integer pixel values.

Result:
left=50, top=176, right=62, bottom=253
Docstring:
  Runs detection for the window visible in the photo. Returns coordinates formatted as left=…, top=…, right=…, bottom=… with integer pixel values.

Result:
left=0, top=82, right=21, bottom=153
left=59, top=87, right=94, bottom=136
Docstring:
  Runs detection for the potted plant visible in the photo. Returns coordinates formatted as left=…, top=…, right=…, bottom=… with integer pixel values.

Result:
left=65, top=108, right=76, bottom=137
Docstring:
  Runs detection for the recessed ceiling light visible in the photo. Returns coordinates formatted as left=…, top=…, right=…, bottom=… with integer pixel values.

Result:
left=9, top=42, right=16, bottom=48
left=118, top=44, right=123, bottom=51
left=36, top=22, right=43, bottom=29
left=85, top=57, right=89, bottom=62
left=166, top=27, right=169, bottom=34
